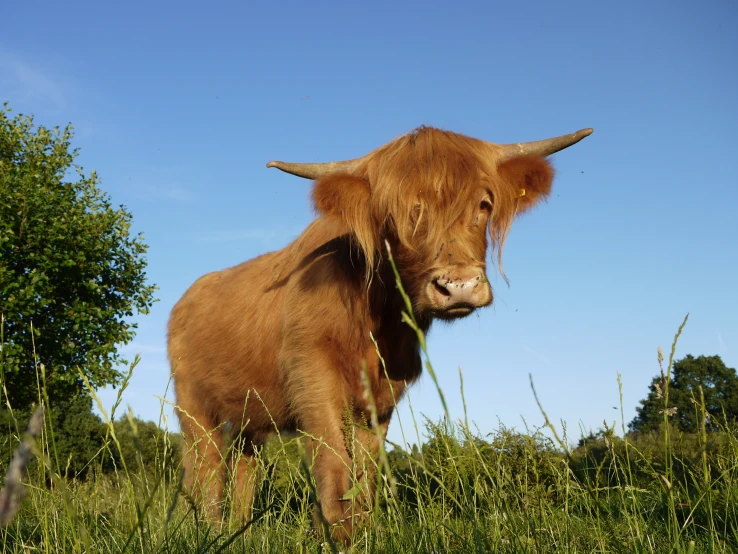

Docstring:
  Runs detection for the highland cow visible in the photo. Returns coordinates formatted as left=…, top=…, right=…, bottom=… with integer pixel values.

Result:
left=168, top=125, right=592, bottom=540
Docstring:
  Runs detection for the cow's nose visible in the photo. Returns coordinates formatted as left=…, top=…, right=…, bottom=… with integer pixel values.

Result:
left=433, top=275, right=483, bottom=304
left=429, top=266, right=491, bottom=310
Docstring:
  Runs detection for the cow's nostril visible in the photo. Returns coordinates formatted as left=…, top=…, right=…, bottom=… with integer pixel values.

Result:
left=433, top=280, right=451, bottom=297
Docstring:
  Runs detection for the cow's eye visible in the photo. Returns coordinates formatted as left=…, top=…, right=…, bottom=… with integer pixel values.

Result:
left=475, top=198, right=492, bottom=227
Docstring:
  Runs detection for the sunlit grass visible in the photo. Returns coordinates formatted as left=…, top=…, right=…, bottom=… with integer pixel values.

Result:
left=2, top=353, right=738, bottom=553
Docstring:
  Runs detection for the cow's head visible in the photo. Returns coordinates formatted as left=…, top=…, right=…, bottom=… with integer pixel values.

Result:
left=268, top=126, right=591, bottom=321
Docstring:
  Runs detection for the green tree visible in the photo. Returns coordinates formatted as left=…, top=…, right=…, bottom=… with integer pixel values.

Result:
left=0, top=104, right=156, bottom=408
left=629, top=354, right=738, bottom=433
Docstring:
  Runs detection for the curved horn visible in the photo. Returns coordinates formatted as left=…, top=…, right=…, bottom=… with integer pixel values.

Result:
left=266, top=156, right=367, bottom=180
left=498, top=128, right=593, bottom=161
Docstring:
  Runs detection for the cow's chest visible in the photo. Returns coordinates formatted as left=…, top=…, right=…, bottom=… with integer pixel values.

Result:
left=350, top=336, right=422, bottom=424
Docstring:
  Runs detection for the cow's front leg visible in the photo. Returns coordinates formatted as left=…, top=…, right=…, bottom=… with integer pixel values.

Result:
left=305, top=431, right=354, bottom=540
left=350, top=415, right=392, bottom=514
left=300, top=401, right=364, bottom=543
left=285, top=367, right=354, bottom=541
left=301, top=411, right=392, bottom=543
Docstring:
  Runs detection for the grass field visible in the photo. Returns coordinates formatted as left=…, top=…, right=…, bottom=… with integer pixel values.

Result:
left=2, top=315, right=737, bottom=553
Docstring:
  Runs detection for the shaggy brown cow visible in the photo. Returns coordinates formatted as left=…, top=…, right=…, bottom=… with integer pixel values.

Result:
left=168, top=125, right=592, bottom=540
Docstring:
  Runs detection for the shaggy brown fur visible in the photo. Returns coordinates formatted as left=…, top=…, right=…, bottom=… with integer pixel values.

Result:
left=168, top=126, right=555, bottom=541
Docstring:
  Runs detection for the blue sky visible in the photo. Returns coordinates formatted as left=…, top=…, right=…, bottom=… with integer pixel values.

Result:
left=3, top=0, right=737, bottom=446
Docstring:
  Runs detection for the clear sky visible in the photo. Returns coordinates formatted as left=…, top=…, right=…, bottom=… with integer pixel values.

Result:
left=3, top=0, right=737, bottom=447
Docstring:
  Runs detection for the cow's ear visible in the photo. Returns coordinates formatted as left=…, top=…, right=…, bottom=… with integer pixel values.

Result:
left=497, top=156, right=554, bottom=213
left=312, top=173, right=378, bottom=262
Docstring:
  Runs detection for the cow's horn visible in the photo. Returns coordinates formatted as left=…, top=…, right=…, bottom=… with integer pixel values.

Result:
left=497, top=128, right=593, bottom=161
left=266, top=157, right=367, bottom=180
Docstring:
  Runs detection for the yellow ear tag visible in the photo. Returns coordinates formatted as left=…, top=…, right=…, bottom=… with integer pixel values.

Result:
left=519, top=188, right=526, bottom=197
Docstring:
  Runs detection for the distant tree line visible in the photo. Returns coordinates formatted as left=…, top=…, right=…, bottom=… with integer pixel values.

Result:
left=0, top=398, right=179, bottom=478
